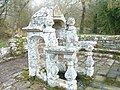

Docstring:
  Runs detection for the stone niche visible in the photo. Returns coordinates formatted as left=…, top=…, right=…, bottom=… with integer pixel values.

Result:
left=52, top=5, right=66, bottom=45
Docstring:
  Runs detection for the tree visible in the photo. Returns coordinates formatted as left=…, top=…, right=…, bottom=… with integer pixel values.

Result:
left=0, top=0, right=9, bottom=28
left=94, top=0, right=120, bottom=34
left=0, top=0, right=32, bottom=30
left=80, top=0, right=86, bottom=33
left=12, top=0, right=30, bottom=29
left=5, top=0, right=32, bottom=36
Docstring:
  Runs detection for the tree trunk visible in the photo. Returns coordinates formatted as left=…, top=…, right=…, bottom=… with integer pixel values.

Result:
left=13, top=0, right=18, bottom=36
left=80, top=1, right=86, bottom=33
left=92, top=14, right=97, bottom=34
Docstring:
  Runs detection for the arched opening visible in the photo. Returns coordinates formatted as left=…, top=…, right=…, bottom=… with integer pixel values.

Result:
left=53, top=20, right=64, bottom=30
left=53, top=20, right=66, bottom=46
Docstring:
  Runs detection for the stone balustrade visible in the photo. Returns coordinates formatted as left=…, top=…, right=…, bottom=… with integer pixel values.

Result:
left=45, top=46, right=77, bottom=90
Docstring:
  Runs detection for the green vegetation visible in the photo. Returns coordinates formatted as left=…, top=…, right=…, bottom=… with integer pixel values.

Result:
left=29, top=77, right=65, bottom=90
left=93, top=49, right=120, bottom=55
left=113, top=55, right=120, bottom=61
left=19, top=70, right=65, bottom=90
left=90, top=0, right=120, bottom=35
left=0, top=30, right=11, bottom=48
left=77, top=73, right=94, bottom=89
left=1, top=0, right=119, bottom=36
left=11, top=35, right=26, bottom=56
left=0, top=39, right=6, bottom=48
left=22, top=70, right=29, bottom=80
left=93, top=48, right=120, bottom=61
left=104, top=78, right=120, bottom=87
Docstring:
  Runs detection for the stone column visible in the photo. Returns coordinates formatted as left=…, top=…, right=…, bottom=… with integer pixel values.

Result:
left=43, top=17, right=59, bottom=83
left=46, top=53, right=59, bottom=80
left=27, top=36, right=38, bottom=77
left=66, top=17, right=78, bottom=67
left=85, top=44, right=94, bottom=77
left=65, top=55, right=77, bottom=90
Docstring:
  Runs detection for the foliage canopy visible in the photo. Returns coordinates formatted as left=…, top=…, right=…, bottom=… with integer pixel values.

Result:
left=92, top=0, right=120, bottom=35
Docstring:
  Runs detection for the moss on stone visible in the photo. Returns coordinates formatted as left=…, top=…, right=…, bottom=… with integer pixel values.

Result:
left=113, top=55, right=120, bottom=61
left=0, top=39, right=6, bottom=48
left=29, top=77, right=65, bottom=90
left=22, top=70, right=29, bottom=80
left=103, top=78, right=120, bottom=87
left=77, top=73, right=94, bottom=88
left=20, top=70, right=65, bottom=90
left=93, top=48, right=120, bottom=55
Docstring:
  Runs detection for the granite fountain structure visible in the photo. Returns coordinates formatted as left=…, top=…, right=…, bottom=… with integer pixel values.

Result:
left=23, top=5, right=97, bottom=90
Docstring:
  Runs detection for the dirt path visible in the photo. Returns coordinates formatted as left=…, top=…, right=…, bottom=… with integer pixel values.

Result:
left=0, top=56, right=28, bottom=83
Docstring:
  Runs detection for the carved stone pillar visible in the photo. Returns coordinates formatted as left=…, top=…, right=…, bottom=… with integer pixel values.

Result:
left=64, top=54, right=77, bottom=90
left=46, top=53, right=59, bottom=80
left=66, top=17, right=78, bottom=67
left=85, top=45, right=94, bottom=77
left=65, top=61, right=77, bottom=90
left=43, top=17, right=59, bottom=84
left=27, top=36, right=38, bottom=77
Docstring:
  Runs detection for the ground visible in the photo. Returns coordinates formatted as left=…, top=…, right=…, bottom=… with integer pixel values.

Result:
left=0, top=52, right=120, bottom=90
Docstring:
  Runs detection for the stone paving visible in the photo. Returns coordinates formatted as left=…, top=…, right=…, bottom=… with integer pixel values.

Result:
left=77, top=51, right=120, bottom=77
left=0, top=52, right=120, bottom=90
left=0, top=56, right=29, bottom=90
left=77, top=51, right=120, bottom=90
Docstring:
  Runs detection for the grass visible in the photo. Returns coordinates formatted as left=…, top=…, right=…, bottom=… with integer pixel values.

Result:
left=19, top=70, right=65, bottom=90
left=77, top=73, right=94, bottom=85
left=103, top=78, right=120, bottom=88
left=0, top=29, right=11, bottom=48
left=0, top=39, right=6, bottom=48
left=78, top=34, right=120, bottom=36
left=29, top=77, right=65, bottom=90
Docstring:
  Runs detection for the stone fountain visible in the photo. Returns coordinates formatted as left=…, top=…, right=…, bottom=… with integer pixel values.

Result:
left=23, top=4, right=96, bottom=90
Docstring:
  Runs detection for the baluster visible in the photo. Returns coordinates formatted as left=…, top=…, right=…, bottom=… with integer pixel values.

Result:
left=65, top=56, right=77, bottom=90
left=85, top=45, right=94, bottom=77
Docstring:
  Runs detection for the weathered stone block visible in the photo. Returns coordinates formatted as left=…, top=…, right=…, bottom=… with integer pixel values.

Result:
left=90, top=81, right=104, bottom=88
left=3, top=79, right=17, bottom=87
left=116, top=76, right=120, bottom=82
left=94, top=75, right=106, bottom=82
left=85, top=87, right=100, bottom=90
left=13, top=81, right=30, bottom=90
left=107, top=71, right=118, bottom=79
left=3, top=86, right=16, bottom=90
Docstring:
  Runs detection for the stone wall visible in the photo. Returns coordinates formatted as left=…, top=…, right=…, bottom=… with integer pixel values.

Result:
left=79, top=35, right=120, bottom=50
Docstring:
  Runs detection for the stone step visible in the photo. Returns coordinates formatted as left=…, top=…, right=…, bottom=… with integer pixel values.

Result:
left=94, top=48, right=120, bottom=55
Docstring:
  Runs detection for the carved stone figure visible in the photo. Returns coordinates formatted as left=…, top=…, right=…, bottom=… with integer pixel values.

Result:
left=47, top=54, right=59, bottom=80
left=66, top=17, right=78, bottom=47
left=43, top=17, right=58, bottom=47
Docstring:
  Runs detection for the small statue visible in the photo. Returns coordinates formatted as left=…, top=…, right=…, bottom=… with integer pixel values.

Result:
left=66, top=17, right=78, bottom=47
left=43, top=17, right=55, bottom=32
left=43, top=17, right=58, bottom=47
